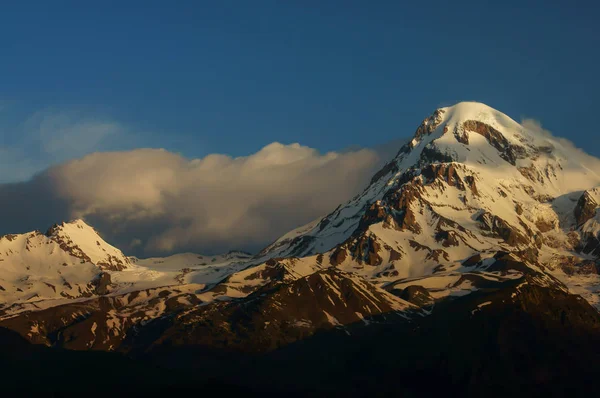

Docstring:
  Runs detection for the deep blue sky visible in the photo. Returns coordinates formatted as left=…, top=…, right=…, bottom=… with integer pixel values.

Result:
left=1, top=0, right=599, bottom=171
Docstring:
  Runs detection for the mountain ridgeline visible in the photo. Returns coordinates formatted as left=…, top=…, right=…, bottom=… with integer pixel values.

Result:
left=2, top=102, right=600, bottom=396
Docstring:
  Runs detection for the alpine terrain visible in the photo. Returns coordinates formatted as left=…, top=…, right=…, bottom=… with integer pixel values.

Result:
left=2, top=102, right=600, bottom=396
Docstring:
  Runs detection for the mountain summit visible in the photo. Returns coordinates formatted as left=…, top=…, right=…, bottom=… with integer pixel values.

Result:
left=260, top=102, right=600, bottom=294
left=46, top=219, right=131, bottom=271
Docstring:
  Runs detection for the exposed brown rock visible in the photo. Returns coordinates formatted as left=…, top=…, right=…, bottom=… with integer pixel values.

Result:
left=395, top=285, right=434, bottom=307
left=464, top=175, right=479, bottom=196
left=420, top=163, right=465, bottom=190
left=420, top=145, right=454, bottom=164
left=515, top=203, right=524, bottom=215
left=518, top=165, right=544, bottom=183
left=91, top=272, right=112, bottom=296
left=427, top=249, right=450, bottom=262
left=575, top=191, right=598, bottom=226
left=463, top=120, right=509, bottom=150
left=476, top=212, right=530, bottom=247
left=535, top=219, right=555, bottom=233
left=412, top=109, right=445, bottom=143
left=349, top=235, right=383, bottom=266
left=463, top=254, right=482, bottom=267
left=0, top=234, right=18, bottom=242
left=453, top=125, right=469, bottom=144
left=137, top=269, right=414, bottom=354
left=559, top=257, right=600, bottom=276
left=389, top=248, right=403, bottom=261
left=462, top=120, right=527, bottom=165
left=435, top=230, right=460, bottom=247
left=330, top=247, right=347, bottom=266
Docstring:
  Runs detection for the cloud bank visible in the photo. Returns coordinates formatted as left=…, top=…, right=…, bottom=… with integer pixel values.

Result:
left=0, top=143, right=388, bottom=255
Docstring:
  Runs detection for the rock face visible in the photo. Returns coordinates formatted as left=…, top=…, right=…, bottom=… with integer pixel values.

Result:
left=575, top=190, right=598, bottom=226
left=2, top=102, right=600, bottom=395
left=394, top=285, right=434, bottom=307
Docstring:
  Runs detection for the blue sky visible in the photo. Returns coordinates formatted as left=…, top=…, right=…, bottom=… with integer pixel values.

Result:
left=1, top=0, right=599, bottom=179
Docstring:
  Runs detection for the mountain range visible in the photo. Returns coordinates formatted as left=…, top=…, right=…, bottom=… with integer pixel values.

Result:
left=2, top=102, right=600, bottom=396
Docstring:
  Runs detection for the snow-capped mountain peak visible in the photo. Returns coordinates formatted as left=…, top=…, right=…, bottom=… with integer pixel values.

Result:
left=257, top=102, right=600, bottom=306
left=46, top=219, right=130, bottom=271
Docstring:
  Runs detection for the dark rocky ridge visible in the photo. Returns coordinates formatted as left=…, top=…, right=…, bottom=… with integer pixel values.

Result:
left=3, top=268, right=600, bottom=397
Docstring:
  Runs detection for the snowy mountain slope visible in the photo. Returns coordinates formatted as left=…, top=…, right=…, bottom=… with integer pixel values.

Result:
left=118, top=251, right=252, bottom=291
left=253, top=102, right=600, bottom=308
left=130, top=251, right=251, bottom=272
left=0, top=220, right=253, bottom=316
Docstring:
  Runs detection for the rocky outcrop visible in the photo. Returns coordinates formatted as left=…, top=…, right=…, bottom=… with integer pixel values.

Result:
left=419, top=144, right=454, bottom=164
left=348, top=234, right=383, bottom=266
left=476, top=212, right=530, bottom=247
left=462, top=120, right=527, bottom=165
left=394, top=285, right=434, bottom=307
left=330, top=247, right=348, bottom=266
left=369, top=160, right=399, bottom=185
left=91, top=272, right=112, bottom=295
left=412, top=109, right=445, bottom=143
left=580, top=234, right=600, bottom=257
left=575, top=191, right=598, bottom=226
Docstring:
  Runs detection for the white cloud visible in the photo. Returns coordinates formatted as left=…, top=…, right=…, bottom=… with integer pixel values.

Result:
left=0, top=102, right=403, bottom=255
left=41, top=142, right=384, bottom=254
left=0, top=105, right=397, bottom=255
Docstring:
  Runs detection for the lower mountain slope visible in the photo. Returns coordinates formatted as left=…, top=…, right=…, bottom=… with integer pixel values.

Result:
left=2, top=264, right=599, bottom=397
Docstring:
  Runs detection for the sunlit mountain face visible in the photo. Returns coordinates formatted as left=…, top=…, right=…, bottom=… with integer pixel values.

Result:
left=2, top=102, right=600, bottom=396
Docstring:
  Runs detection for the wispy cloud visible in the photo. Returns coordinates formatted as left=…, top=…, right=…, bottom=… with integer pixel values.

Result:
left=521, top=118, right=600, bottom=172
left=0, top=107, right=125, bottom=183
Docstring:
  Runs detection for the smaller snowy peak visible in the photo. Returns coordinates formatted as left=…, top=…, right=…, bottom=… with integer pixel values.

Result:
left=46, top=219, right=130, bottom=271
